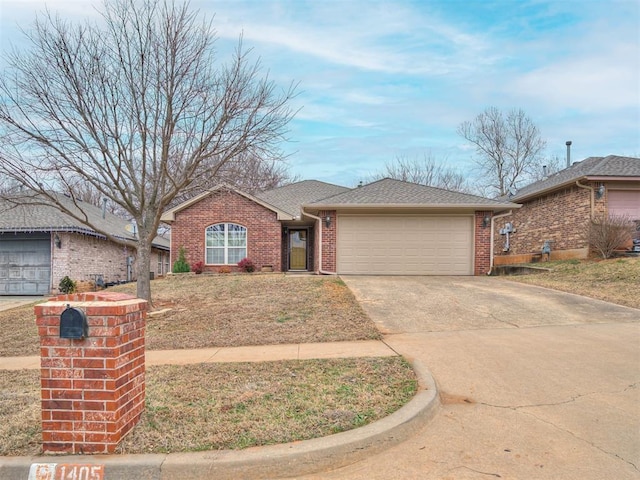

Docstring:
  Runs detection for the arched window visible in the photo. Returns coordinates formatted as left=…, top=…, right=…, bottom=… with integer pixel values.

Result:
left=205, top=223, right=247, bottom=265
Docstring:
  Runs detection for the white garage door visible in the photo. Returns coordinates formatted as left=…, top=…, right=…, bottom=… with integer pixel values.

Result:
left=608, top=190, right=640, bottom=220
left=337, top=215, right=474, bottom=275
left=0, top=237, right=52, bottom=295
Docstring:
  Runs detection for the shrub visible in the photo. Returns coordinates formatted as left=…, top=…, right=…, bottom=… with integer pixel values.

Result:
left=237, top=257, right=256, bottom=273
left=192, top=261, right=204, bottom=274
left=58, top=276, right=77, bottom=294
left=172, top=246, right=191, bottom=273
left=588, top=214, right=635, bottom=259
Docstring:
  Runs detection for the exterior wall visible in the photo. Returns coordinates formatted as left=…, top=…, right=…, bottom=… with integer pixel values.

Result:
left=493, top=180, right=640, bottom=264
left=51, top=233, right=134, bottom=291
left=319, top=210, right=337, bottom=272
left=170, top=190, right=282, bottom=273
left=474, top=211, right=492, bottom=275
left=50, top=232, right=168, bottom=292
left=494, top=184, right=595, bottom=260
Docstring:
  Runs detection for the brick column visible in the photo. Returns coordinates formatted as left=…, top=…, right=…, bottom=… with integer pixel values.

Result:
left=34, top=292, right=147, bottom=454
left=475, top=211, right=492, bottom=275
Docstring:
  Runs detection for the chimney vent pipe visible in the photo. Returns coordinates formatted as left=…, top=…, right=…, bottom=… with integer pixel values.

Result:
left=565, top=141, right=572, bottom=168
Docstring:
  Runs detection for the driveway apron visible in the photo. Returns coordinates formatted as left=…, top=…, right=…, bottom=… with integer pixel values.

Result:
left=298, top=276, right=640, bottom=480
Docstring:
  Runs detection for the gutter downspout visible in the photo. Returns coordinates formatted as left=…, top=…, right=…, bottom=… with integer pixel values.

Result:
left=575, top=180, right=595, bottom=218
left=301, top=209, right=336, bottom=275
left=487, top=210, right=513, bottom=275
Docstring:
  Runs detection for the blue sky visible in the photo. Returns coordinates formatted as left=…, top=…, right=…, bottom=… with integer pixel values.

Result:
left=1, top=0, right=638, bottom=188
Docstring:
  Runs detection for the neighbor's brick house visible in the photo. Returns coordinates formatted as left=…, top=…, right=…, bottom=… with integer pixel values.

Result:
left=493, top=155, right=640, bottom=263
left=0, top=194, right=170, bottom=295
left=162, top=179, right=518, bottom=276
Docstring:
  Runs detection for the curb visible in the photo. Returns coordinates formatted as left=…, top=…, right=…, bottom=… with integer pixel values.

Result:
left=0, top=360, right=439, bottom=480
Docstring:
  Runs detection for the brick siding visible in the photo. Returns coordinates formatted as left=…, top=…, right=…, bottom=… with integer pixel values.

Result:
left=170, top=190, right=282, bottom=272
left=474, top=211, right=492, bottom=275
left=494, top=183, right=598, bottom=260
left=319, top=210, right=336, bottom=272
left=51, top=232, right=167, bottom=293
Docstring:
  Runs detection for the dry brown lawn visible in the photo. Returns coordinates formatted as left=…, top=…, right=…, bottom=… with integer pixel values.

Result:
left=2, top=262, right=636, bottom=456
left=0, top=274, right=411, bottom=456
left=0, top=357, right=417, bottom=456
left=0, top=274, right=380, bottom=357
left=505, top=257, right=639, bottom=309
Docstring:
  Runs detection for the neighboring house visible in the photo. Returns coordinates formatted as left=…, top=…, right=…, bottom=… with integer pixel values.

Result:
left=161, top=178, right=518, bottom=276
left=494, top=155, right=640, bottom=264
left=0, top=194, right=170, bottom=295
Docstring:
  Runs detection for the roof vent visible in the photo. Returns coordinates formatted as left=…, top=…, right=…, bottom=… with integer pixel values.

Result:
left=565, top=141, right=572, bottom=168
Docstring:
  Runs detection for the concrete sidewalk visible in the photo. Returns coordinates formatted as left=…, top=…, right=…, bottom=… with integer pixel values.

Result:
left=0, top=339, right=398, bottom=370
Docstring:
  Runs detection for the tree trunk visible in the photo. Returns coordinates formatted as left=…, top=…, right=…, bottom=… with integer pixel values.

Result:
left=135, top=236, right=153, bottom=305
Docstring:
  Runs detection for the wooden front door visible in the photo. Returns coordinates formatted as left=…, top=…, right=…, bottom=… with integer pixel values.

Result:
left=289, top=230, right=307, bottom=270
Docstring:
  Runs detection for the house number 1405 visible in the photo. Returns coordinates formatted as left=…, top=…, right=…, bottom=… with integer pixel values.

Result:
left=28, top=463, right=104, bottom=480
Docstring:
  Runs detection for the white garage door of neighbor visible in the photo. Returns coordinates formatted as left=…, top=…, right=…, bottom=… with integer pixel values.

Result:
left=337, top=215, right=474, bottom=275
left=608, top=190, right=640, bottom=219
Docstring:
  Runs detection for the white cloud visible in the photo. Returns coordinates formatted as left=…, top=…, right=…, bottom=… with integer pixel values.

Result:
left=511, top=41, right=639, bottom=112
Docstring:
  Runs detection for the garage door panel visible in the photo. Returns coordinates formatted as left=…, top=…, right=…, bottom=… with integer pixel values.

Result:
left=608, top=190, right=640, bottom=219
left=337, top=216, right=473, bottom=275
left=0, top=239, right=51, bottom=295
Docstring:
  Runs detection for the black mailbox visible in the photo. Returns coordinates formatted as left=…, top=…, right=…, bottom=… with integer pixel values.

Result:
left=60, top=305, right=88, bottom=339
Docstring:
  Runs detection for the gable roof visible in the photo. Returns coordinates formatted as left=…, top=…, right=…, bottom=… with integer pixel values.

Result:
left=255, top=180, right=351, bottom=216
left=0, top=193, right=170, bottom=250
left=304, top=178, right=519, bottom=211
left=160, top=184, right=296, bottom=222
left=511, top=155, right=640, bottom=202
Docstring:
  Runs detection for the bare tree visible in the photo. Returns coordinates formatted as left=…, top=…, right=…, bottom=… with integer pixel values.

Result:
left=0, top=0, right=296, bottom=302
left=458, top=107, right=546, bottom=197
left=369, top=153, right=469, bottom=192
left=209, top=152, right=300, bottom=194
left=530, top=155, right=562, bottom=182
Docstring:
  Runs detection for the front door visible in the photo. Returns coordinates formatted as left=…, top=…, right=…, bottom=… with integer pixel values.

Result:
left=289, top=230, right=307, bottom=270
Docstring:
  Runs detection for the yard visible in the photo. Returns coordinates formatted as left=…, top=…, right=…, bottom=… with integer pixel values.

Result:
left=504, top=257, right=639, bottom=309
left=1, top=261, right=637, bottom=456
left=0, top=274, right=381, bottom=357
left=0, top=274, right=413, bottom=456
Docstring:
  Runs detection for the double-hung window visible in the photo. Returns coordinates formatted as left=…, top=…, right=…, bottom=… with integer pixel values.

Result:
left=205, top=223, right=247, bottom=265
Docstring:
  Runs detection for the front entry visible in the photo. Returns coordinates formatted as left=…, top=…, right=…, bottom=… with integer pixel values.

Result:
left=289, top=230, right=307, bottom=270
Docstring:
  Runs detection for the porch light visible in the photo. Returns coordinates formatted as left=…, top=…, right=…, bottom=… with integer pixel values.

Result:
left=596, top=184, right=605, bottom=199
left=325, top=215, right=331, bottom=228
left=54, top=234, right=62, bottom=249
left=482, top=215, right=491, bottom=228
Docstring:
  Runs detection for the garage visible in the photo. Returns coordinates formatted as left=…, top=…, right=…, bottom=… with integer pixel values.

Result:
left=0, top=234, right=51, bottom=295
left=337, top=215, right=474, bottom=275
left=608, top=190, right=640, bottom=219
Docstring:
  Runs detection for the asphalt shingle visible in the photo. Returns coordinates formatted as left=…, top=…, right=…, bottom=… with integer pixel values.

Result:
left=256, top=180, right=351, bottom=216
left=307, top=178, right=517, bottom=208
left=0, top=193, right=169, bottom=249
left=512, top=155, right=640, bottom=201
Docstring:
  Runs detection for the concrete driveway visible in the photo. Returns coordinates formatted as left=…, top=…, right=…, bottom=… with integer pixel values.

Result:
left=299, top=276, right=640, bottom=480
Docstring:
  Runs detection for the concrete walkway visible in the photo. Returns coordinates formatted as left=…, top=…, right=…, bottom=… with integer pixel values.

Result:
left=0, top=339, right=398, bottom=370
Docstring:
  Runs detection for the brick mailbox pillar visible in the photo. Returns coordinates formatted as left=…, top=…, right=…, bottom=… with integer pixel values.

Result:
left=34, top=291, right=147, bottom=454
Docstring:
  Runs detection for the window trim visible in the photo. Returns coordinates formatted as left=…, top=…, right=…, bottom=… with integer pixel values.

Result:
left=205, top=223, right=247, bottom=265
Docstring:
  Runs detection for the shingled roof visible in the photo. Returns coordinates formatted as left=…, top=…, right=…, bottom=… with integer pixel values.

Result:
left=305, top=178, right=518, bottom=210
left=511, top=155, right=640, bottom=202
left=0, top=193, right=169, bottom=249
left=256, top=180, right=351, bottom=216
